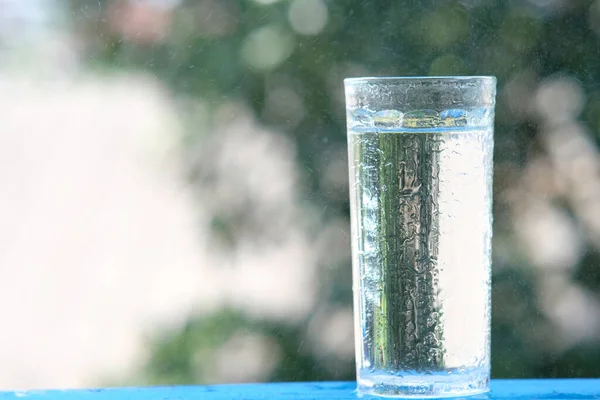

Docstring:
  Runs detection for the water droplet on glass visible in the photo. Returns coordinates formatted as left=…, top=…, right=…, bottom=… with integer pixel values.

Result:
left=426, top=312, right=438, bottom=327
left=425, top=332, right=438, bottom=346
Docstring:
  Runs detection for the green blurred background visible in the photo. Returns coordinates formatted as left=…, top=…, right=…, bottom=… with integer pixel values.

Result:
left=3, top=0, right=600, bottom=388
left=70, top=0, right=600, bottom=383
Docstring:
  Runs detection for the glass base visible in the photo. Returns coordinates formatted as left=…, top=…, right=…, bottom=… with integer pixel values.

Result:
left=357, top=368, right=489, bottom=398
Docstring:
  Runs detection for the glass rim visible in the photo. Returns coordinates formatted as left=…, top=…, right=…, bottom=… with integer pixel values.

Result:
left=344, top=76, right=496, bottom=85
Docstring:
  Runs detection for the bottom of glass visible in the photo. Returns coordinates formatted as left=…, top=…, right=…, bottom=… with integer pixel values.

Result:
left=357, top=368, right=489, bottom=398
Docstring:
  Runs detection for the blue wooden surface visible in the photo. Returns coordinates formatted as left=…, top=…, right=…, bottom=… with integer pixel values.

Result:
left=0, top=380, right=599, bottom=399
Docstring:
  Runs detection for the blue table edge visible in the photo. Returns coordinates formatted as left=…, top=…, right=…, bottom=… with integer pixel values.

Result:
left=1, top=380, right=599, bottom=399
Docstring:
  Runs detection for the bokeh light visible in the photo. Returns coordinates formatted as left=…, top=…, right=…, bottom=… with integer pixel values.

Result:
left=288, top=0, right=328, bottom=36
left=242, top=25, right=295, bottom=70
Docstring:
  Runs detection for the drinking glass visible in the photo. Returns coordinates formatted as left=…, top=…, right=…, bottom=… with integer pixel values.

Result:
left=345, top=76, right=496, bottom=398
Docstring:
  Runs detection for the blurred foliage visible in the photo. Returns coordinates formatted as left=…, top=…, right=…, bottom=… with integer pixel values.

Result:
left=137, top=310, right=352, bottom=384
left=69, top=0, right=600, bottom=383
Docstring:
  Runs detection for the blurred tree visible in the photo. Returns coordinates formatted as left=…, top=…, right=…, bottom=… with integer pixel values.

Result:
left=69, top=0, right=600, bottom=384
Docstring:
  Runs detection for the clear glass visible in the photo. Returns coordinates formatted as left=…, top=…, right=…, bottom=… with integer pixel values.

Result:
left=345, top=77, right=496, bottom=398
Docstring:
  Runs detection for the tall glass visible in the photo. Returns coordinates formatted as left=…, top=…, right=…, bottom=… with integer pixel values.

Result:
left=345, top=77, right=496, bottom=398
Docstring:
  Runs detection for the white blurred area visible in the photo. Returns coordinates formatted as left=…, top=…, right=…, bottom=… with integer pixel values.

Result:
left=0, top=5, right=208, bottom=385
left=0, top=72, right=211, bottom=389
left=0, top=0, right=346, bottom=390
